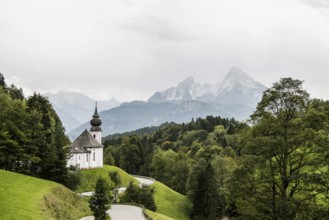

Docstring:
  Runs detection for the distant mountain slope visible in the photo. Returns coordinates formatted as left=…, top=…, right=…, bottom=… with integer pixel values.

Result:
left=69, top=101, right=179, bottom=140
left=45, top=91, right=120, bottom=132
left=68, top=67, right=266, bottom=138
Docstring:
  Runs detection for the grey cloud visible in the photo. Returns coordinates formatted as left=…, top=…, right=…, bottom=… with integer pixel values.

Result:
left=118, top=16, right=204, bottom=42
left=301, top=0, right=329, bottom=9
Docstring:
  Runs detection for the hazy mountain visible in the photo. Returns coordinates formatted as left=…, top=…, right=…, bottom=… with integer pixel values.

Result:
left=68, top=67, right=266, bottom=139
left=214, top=67, right=267, bottom=107
left=148, top=76, right=214, bottom=103
left=148, top=67, right=266, bottom=106
left=45, top=91, right=121, bottom=132
left=69, top=101, right=179, bottom=140
left=52, top=106, right=81, bottom=132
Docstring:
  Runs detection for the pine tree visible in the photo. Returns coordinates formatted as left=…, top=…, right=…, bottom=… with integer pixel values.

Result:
left=89, top=177, right=111, bottom=220
left=190, top=161, right=219, bottom=220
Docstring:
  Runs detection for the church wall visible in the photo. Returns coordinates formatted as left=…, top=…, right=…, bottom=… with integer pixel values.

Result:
left=87, top=148, right=103, bottom=168
left=67, top=153, right=90, bottom=169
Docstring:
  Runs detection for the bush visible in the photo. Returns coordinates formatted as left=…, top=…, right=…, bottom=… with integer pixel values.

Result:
left=65, top=170, right=81, bottom=191
left=120, top=181, right=156, bottom=211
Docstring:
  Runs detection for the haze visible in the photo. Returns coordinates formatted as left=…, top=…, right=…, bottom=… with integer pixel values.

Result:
left=1, top=0, right=329, bottom=101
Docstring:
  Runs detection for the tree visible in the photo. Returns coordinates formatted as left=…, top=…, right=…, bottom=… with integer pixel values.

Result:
left=211, top=153, right=237, bottom=216
left=119, top=143, right=141, bottom=174
left=189, top=161, right=220, bottom=220
left=89, top=177, right=112, bottom=220
left=109, top=171, right=121, bottom=203
left=230, top=78, right=329, bottom=219
left=7, top=84, right=24, bottom=100
left=120, top=181, right=156, bottom=211
left=0, top=73, right=7, bottom=89
left=26, top=93, right=70, bottom=183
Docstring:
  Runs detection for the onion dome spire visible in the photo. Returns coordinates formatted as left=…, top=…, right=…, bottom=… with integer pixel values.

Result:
left=90, top=101, right=102, bottom=131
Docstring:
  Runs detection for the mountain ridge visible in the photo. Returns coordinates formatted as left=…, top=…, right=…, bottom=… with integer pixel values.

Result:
left=67, top=67, right=266, bottom=139
left=44, top=91, right=121, bottom=132
left=148, top=67, right=266, bottom=106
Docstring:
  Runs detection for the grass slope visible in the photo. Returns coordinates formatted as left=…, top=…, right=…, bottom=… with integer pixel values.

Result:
left=78, top=165, right=191, bottom=220
left=77, top=165, right=138, bottom=192
left=0, top=170, right=90, bottom=220
left=153, top=181, right=191, bottom=220
left=146, top=209, right=175, bottom=220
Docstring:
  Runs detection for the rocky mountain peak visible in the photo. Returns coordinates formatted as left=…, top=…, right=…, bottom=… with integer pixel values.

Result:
left=224, top=67, right=253, bottom=82
left=177, top=76, right=196, bottom=89
left=218, top=67, right=266, bottom=92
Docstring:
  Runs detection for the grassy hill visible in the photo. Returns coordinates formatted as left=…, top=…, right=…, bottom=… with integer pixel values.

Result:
left=77, top=165, right=191, bottom=220
left=0, top=170, right=90, bottom=220
left=153, top=181, right=191, bottom=220
left=146, top=209, right=175, bottom=220
left=77, top=165, right=138, bottom=192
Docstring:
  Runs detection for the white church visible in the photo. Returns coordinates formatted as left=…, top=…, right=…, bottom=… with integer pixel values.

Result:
left=67, top=104, right=103, bottom=169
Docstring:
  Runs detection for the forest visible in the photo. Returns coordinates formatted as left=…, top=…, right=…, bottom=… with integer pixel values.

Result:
left=0, top=73, right=70, bottom=185
left=1, top=71, right=329, bottom=219
left=103, top=78, right=329, bottom=219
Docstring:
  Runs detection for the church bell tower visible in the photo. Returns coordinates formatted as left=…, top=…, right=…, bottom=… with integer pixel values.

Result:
left=89, top=101, right=102, bottom=144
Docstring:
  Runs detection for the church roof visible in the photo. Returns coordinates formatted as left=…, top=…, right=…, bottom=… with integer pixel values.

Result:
left=69, top=129, right=103, bottom=153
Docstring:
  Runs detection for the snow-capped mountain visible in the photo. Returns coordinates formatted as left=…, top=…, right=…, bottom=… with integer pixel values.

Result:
left=214, top=67, right=267, bottom=107
left=148, top=67, right=266, bottom=107
left=68, top=67, right=267, bottom=138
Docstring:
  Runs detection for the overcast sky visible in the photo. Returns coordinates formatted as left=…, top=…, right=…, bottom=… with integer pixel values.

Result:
left=1, top=0, right=329, bottom=101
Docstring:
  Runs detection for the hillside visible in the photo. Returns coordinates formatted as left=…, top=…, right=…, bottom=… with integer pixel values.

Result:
left=153, top=181, right=191, bottom=220
left=0, top=170, right=90, bottom=220
left=77, top=165, right=191, bottom=220
left=77, top=165, right=138, bottom=192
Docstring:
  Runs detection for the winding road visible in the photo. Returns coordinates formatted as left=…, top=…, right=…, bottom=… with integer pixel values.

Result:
left=109, top=205, right=145, bottom=220
left=80, top=175, right=155, bottom=220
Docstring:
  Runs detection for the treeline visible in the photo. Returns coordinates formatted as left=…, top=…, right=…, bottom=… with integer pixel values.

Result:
left=103, top=113, right=245, bottom=218
left=103, top=78, right=329, bottom=219
left=0, top=73, right=70, bottom=184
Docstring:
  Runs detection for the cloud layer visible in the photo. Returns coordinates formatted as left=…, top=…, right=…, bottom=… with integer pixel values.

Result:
left=1, top=0, right=329, bottom=101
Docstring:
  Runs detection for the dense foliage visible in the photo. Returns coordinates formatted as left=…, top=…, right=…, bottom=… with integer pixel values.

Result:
left=104, top=112, right=243, bottom=218
left=104, top=77, right=329, bottom=219
left=0, top=73, right=70, bottom=184
left=120, top=181, right=157, bottom=211
left=229, top=78, right=329, bottom=219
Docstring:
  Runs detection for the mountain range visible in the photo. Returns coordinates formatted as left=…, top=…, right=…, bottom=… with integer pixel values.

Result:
left=44, top=91, right=121, bottom=132
left=148, top=67, right=265, bottom=107
left=63, top=67, right=267, bottom=140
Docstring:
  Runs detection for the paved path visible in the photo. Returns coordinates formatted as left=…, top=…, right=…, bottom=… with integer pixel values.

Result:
left=80, top=205, right=145, bottom=220
left=80, top=191, right=93, bottom=197
left=135, top=176, right=154, bottom=186
left=80, top=175, right=155, bottom=220
left=109, top=204, right=145, bottom=220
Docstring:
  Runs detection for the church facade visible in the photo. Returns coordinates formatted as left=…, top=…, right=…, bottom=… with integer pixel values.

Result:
left=67, top=104, right=103, bottom=169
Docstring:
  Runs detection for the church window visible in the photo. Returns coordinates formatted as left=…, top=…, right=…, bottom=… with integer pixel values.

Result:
left=94, top=134, right=96, bottom=138
left=86, top=154, right=88, bottom=162
left=93, top=152, right=95, bottom=161
left=78, top=155, right=80, bottom=161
